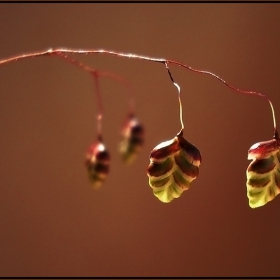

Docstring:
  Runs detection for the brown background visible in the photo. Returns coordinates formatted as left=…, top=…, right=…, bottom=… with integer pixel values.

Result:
left=0, top=3, right=280, bottom=277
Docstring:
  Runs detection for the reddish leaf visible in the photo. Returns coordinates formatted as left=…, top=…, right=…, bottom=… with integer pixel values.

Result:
left=119, top=113, right=144, bottom=164
left=147, top=129, right=201, bottom=203
left=85, top=136, right=110, bottom=189
left=246, top=137, right=280, bottom=208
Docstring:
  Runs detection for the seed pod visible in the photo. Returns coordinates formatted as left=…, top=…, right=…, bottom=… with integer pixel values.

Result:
left=147, top=129, right=201, bottom=203
left=246, top=137, right=280, bottom=208
left=85, top=136, right=110, bottom=189
left=119, top=113, right=144, bottom=164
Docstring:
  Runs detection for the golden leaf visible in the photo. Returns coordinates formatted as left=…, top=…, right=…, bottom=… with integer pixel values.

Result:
left=147, top=129, right=201, bottom=203
left=246, top=137, right=280, bottom=208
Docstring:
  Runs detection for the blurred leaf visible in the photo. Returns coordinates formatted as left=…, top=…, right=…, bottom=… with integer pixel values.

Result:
left=119, top=113, right=144, bottom=164
left=246, top=137, right=280, bottom=208
left=147, top=129, right=201, bottom=203
left=85, top=136, right=110, bottom=189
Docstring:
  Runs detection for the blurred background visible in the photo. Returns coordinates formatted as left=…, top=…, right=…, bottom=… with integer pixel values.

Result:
left=0, top=3, right=280, bottom=277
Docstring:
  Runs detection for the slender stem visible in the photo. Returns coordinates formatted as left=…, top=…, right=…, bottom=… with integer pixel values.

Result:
left=166, top=58, right=277, bottom=136
left=53, top=52, right=103, bottom=135
left=53, top=51, right=135, bottom=115
left=52, top=52, right=138, bottom=136
left=54, top=51, right=97, bottom=73
left=92, top=72, right=103, bottom=136
left=0, top=48, right=276, bottom=133
left=165, top=62, right=184, bottom=130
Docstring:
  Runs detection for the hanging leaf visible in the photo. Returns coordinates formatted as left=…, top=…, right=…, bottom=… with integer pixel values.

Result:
left=147, top=129, right=201, bottom=203
left=246, top=136, right=280, bottom=208
left=85, top=136, right=110, bottom=189
left=119, top=113, right=144, bottom=164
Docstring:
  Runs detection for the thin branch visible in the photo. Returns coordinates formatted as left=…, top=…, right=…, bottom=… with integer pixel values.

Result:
left=0, top=47, right=277, bottom=135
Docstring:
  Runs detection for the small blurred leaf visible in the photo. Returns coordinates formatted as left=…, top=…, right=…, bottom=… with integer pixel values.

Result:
left=147, top=129, right=201, bottom=203
left=85, top=136, right=110, bottom=189
left=119, top=113, right=144, bottom=164
left=246, top=137, right=280, bottom=208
